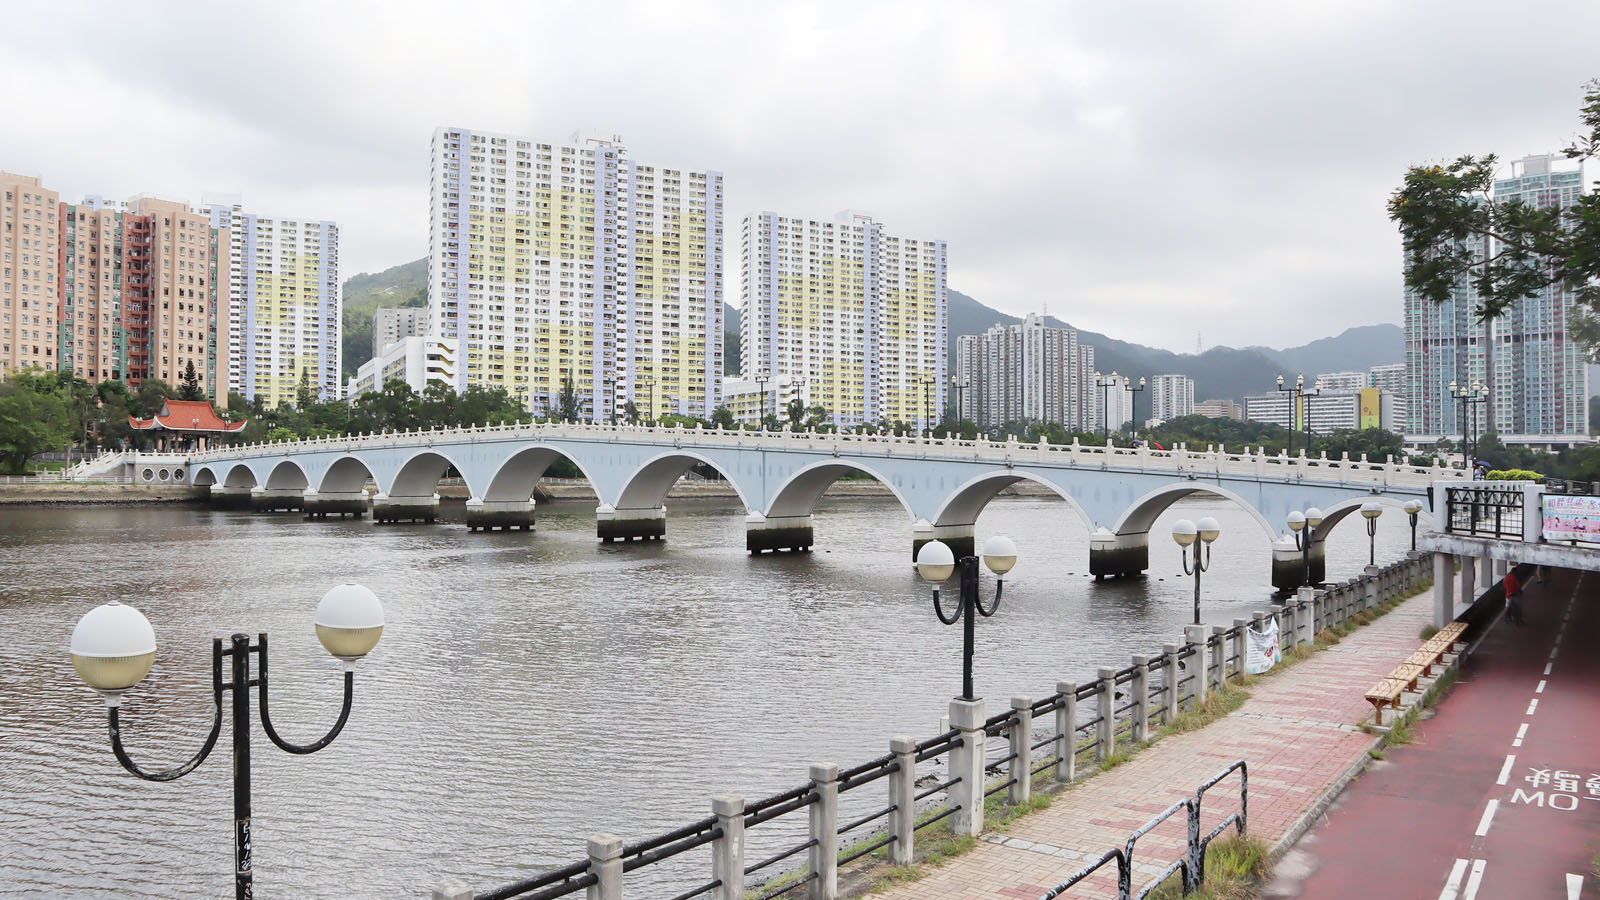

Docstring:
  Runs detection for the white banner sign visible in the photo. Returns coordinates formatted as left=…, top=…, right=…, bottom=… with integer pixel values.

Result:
left=1245, top=620, right=1281, bottom=675
left=1543, top=495, right=1600, bottom=543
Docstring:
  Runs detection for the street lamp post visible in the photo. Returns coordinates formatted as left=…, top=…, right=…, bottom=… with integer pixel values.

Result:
left=1448, top=379, right=1488, bottom=472
left=1360, top=500, right=1383, bottom=571
left=1403, top=499, right=1423, bottom=552
left=915, top=535, right=1018, bottom=701
left=1276, top=374, right=1321, bottom=456
left=69, top=584, right=385, bottom=900
left=1172, top=517, right=1221, bottom=625
left=755, top=371, right=770, bottom=431
left=1122, top=375, right=1146, bottom=438
left=949, top=374, right=969, bottom=427
left=1286, top=507, right=1324, bottom=589
left=921, top=374, right=937, bottom=437
left=1094, top=371, right=1120, bottom=440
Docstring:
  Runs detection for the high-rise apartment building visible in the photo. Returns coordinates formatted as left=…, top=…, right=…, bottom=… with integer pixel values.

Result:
left=1244, top=389, right=1403, bottom=434
left=1404, top=154, right=1588, bottom=441
left=2, top=172, right=61, bottom=375
left=738, top=211, right=946, bottom=429
left=1368, top=363, right=1405, bottom=395
left=1315, top=371, right=1367, bottom=393
left=1147, top=374, right=1195, bottom=426
left=428, top=127, right=723, bottom=420
left=954, top=314, right=1090, bottom=430
left=1194, top=399, right=1242, bottom=420
left=120, top=196, right=228, bottom=400
left=209, top=201, right=339, bottom=406
left=374, top=307, right=426, bottom=357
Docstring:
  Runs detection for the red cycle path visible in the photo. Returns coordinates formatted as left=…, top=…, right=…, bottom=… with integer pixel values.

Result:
left=1278, top=568, right=1599, bottom=900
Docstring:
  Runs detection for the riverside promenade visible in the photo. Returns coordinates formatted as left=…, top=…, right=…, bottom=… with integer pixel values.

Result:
left=870, top=581, right=1441, bottom=899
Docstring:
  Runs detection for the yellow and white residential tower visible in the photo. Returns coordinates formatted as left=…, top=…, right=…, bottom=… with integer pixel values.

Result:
left=427, top=127, right=723, bottom=420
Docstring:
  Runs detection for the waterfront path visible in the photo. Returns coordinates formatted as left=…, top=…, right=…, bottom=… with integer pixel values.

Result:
left=870, top=584, right=1440, bottom=899
left=1272, top=568, right=1597, bottom=900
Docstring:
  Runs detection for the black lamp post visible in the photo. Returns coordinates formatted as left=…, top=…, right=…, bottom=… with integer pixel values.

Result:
left=69, top=585, right=385, bottom=900
left=1122, top=375, right=1146, bottom=437
left=1404, top=499, right=1423, bottom=552
left=1449, top=379, right=1488, bottom=471
left=1360, top=501, right=1383, bottom=570
left=949, top=374, right=969, bottom=427
left=1287, top=508, right=1324, bottom=588
left=915, top=535, right=1018, bottom=701
left=921, top=374, right=937, bottom=437
left=1094, top=371, right=1120, bottom=439
left=1276, top=373, right=1321, bottom=456
left=755, top=371, right=770, bottom=431
left=1172, top=517, right=1220, bottom=625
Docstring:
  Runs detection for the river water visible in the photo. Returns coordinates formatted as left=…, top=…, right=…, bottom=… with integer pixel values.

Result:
left=0, top=493, right=1413, bottom=898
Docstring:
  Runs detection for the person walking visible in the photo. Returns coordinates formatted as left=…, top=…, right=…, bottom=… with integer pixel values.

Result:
left=1504, top=569, right=1525, bottom=626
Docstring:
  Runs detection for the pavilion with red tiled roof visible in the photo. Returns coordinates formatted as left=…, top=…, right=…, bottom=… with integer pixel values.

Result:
left=129, top=399, right=248, bottom=450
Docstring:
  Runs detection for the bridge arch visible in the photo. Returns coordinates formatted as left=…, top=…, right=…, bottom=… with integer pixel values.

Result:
left=931, top=470, right=1095, bottom=533
left=387, top=450, right=470, bottom=499
left=764, top=459, right=915, bottom=521
left=222, top=464, right=257, bottom=490
left=192, top=465, right=220, bottom=487
left=317, top=456, right=378, bottom=495
left=1308, top=494, right=1437, bottom=540
left=614, top=451, right=752, bottom=511
left=1111, top=483, right=1277, bottom=541
left=482, top=445, right=601, bottom=504
left=263, top=460, right=309, bottom=492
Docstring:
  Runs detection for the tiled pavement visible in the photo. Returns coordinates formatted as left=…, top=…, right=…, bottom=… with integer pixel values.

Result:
left=870, top=585, right=1438, bottom=900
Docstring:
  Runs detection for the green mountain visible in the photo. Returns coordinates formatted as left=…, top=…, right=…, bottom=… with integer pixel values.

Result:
left=342, top=258, right=428, bottom=378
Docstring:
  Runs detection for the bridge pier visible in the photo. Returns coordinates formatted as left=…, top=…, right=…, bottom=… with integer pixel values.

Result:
left=372, top=493, right=439, bottom=524
left=466, top=498, right=536, bottom=532
left=746, top=512, right=813, bottom=554
left=303, top=490, right=368, bottom=518
left=1270, top=536, right=1326, bottom=593
left=1088, top=528, right=1147, bottom=580
left=208, top=486, right=253, bottom=510
left=911, top=520, right=974, bottom=562
left=597, top=504, right=665, bottom=543
left=250, top=487, right=305, bottom=512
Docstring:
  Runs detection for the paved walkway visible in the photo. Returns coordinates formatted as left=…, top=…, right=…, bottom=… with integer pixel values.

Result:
left=1270, top=568, right=1597, bottom=900
left=873, top=585, right=1438, bottom=899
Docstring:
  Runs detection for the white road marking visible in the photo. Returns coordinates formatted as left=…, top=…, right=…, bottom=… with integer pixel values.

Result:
left=1537, top=679, right=1547, bottom=693
left=1551, top=648, right=1560, bottom=660
left=1544, top=662, right=1553, bottom=675
left=1475, top=799, right=1499, bottom=837
left=1462, top=859, right=1486, bottom=900
left=1568, top=872, right=1584, bottom=900
left=1497, top=755, right=1517, bottom=785
left=1439, top=858, right=1469, bottom=900
left=1527, top=699, right=1540, bottom=715
left=1514, top=723, right=1528, bottom=748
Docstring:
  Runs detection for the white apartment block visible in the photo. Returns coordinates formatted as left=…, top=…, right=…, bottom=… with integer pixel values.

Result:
left=1147, top=374, right=1195, bottom=426
left=955, top=314, right=1089, bottom=430
left=374, top=307, right=426, bottom=357
left=347, top=336, right=458, bottom=398
left=1244, top=389, right=1402, bottom=434
left=1315, top=371, right=1367, bottom=393
left=428, top=127, right=723, bottom=421
left=722, top=373, right=810, bottom=426
left=741, top=211, right=946, bottom=429
left=209, top=199, right=340, bottom=406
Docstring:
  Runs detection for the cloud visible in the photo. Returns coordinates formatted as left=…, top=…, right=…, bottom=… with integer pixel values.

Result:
left=3, top=0, right=1597, bottom=349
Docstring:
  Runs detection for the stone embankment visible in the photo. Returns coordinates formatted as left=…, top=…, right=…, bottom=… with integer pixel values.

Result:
left=0, top=482, right=206, bottom=506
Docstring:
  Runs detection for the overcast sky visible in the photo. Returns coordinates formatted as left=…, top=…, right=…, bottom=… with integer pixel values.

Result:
left=4, top=1, right=1597, bottom=352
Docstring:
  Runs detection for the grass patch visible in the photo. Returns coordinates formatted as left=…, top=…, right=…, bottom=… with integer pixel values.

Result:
left=1145, top=833, right=1273, bottom=900
left=1161, top=682, right=1250, bottom=736
left=1367, top=747, right=1386, bottom=760
left=1384, top=715, right=1415, bottom=747
left=1419, top=623, right=1439, bottom=640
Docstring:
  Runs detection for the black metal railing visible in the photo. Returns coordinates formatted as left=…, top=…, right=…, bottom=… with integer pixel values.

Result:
left=1445, top=485, right=1524, bottom=539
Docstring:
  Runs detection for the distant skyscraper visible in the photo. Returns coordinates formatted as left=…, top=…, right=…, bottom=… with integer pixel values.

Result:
left=1194, top=399, right=1242, bottom=420
left=736, top=211, right=945, bottom=429
left=1147, top=374, right=1195, bottom=426
left=1315, top=371, right=1366, bottom=393
left=3, top=172, right=62, bottom=376
left=955, top=314, right=1087, bottom=429
left=1368, top=363, right=1404, bottom=395
left=428, top=127, right=723, bottom=419
left=1405, top=154, right=1588, bottom=439
left=208, top=201, right=340, bottom=406
left=374, top=307, right=426, bottom=358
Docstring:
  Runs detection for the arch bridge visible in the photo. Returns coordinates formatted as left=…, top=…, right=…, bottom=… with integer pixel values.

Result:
left=188, top=423, right=1463, bottom=589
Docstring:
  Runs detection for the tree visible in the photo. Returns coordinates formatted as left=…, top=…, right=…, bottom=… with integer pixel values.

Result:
left=129, top=379, right=174, bottom=419
left=0, top=373, right=72, bottom=473
left=709, top=404, right=736, bottom=430
left=785, top=397, right=805, bottom=432
left=623, top=400, right=639, bottom=425
left=558, top=373, right=580, bottom=422
left=295, top=369, right=316, bottom=408
left=179, top=361, right=204, bottom=401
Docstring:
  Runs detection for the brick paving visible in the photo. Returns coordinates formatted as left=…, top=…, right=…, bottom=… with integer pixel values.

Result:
left=871, top=584, right=1438, bottom=900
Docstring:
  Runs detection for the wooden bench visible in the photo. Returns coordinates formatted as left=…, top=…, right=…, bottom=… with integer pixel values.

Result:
left=1366, top=622, right=1471, bottom=727
left=1365, top=679, right=1406, bottom=725
left=1405, top=646, right=1446, bottom=677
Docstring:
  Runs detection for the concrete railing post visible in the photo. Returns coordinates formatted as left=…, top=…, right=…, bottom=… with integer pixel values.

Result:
left=807, top=763, right=839, bottom=900
left=1009, top=697, right=1032, bottom=805
left=1054, top=682, right=1077, bottom=783
left=1231, top=620, right=1248, bottom=681
left=1096, top=667, right=1116, bottom=762
left=948, top=699, right=985, bottom=836
left=587, top=833, right=623, bottom=900
left=1184, top=627, right=1208, bottom=705
left=888, top=736, right=916, bottom=865
left=1210, top=626, right=1226, bottom=691
left=432, top=880, right=473, bottom=900
left=1162, top=643, right=1180, bottom=723
left=1130, top=656, right=1150, bottom=743
left=711, top=794, right=745, bottom=900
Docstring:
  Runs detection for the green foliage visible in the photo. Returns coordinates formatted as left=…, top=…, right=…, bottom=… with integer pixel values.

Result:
left=0, top=371, right=74, bottom=473
left=1485, top=468, right=1543, bottom=481
left=1147, top=834, right=1271, bottom=900
left=340, top=258, right=428, bottom=379
left=179, top=361, right=203, bottom=401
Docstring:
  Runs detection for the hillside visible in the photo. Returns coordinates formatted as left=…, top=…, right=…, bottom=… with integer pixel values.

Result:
left=342, top=258, right=427, bottom=378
